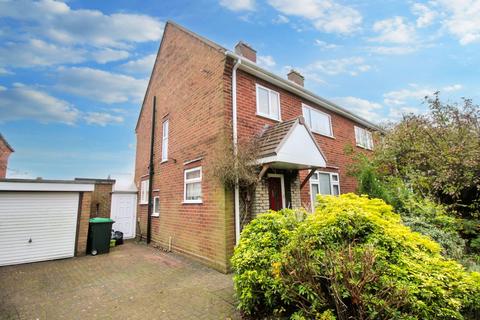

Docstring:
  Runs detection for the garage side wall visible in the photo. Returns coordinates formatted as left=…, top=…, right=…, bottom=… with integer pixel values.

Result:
left=76, top=192, right=92, bottom=256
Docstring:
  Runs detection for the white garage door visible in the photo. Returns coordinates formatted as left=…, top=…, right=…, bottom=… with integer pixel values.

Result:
left=0, top=192, right=79, bottom=266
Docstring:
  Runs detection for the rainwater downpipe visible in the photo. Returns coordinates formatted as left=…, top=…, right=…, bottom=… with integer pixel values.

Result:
left=231, top=57, right=242, bottom=245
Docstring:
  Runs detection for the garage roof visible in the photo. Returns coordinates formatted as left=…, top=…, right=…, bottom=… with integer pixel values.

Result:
left=0, top=179, right=95, bottom=192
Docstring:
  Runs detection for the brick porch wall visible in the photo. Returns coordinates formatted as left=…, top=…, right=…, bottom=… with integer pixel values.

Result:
left=89, top=183, right=114, bottom=218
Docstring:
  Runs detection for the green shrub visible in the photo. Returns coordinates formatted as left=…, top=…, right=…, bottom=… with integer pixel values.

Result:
left=280, top=194, right=480, bottom=319
left=230, top=209, right=305, bottom=316
left=232, top=194, right=480, bottom=319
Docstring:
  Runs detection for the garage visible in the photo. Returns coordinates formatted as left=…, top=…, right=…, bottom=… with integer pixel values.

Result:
left=0, top=179, right=94, bottom=266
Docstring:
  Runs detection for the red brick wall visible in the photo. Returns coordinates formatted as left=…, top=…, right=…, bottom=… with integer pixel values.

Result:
left=0, top=139, right=13, bottom=178
left=231, top=68, right=372, bottom=211
left=134, top=23, right=232, bottom=272
left=76, top=192, right=92, bottom=256
left=89, top=183, right=114, bottom=218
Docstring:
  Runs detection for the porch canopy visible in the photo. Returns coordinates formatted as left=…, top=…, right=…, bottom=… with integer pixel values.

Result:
left=256, top=116, right=327, bottom=171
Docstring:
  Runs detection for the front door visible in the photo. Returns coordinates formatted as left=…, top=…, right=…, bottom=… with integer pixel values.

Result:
left=268, top=176, right=284, bottom=211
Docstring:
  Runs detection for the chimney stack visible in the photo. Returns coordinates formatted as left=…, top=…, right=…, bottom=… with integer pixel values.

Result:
left=287, top=69, right=304, bottom=87
left=234, top=41, right=256, bottom=63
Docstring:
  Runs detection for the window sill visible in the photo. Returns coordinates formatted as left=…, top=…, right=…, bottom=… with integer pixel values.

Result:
left=151, top=213, right=159, bottom=217
left=311, top=131, right=335, bottom=139
left=182, top=200, right=203, bottom=205
left=256, top=113, right=281, bottom=122
left=160, top=159, right=168, bottom=164
left=356, top=144, right=373, bottom=151
left=139, top=202, right=148, bottom=205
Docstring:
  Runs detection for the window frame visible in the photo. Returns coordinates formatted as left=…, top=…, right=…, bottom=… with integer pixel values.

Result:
left=183, top=166, right=203, bottom=204
left=161, top=119, right=169, bottom=162
left=310, top=171, right=341, bottom=211
left=354, top=126, right=374, bottom=150
left=255, top=84, right=281, bottom=121
left=139, top=179, right=149, bottom=205
left=152, top=196, right=160, bottom=217
left=302, top=104, right=334, bottom=138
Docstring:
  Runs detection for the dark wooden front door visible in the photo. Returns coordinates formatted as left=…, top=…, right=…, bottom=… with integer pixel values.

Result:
left=268, top=177, right=283, bottom=211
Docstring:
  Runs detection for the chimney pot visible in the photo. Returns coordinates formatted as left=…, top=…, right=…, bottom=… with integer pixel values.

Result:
left=287, top=69, right=304, bottom=87
left=234, top=41, right=256, bottom=63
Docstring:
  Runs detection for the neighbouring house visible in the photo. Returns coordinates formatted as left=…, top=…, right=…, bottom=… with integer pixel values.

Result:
left=134, top=21, right=381, bottom=272
left=0, top=134, right=14, bottom=178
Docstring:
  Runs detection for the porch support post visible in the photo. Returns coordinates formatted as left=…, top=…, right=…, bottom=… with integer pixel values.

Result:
left=300, top=167, right=318, bottom=189
left=258, top=164, right=270, bottom=181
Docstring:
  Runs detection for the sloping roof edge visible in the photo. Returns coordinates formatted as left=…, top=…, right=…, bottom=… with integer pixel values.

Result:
left=0, top=134, right=14, bottom=152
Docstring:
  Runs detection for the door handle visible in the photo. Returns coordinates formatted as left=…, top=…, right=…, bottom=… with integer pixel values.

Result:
left=28, top=238, right=32, bottom=243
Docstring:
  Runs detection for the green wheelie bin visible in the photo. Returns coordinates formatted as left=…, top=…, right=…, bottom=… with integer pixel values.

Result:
left=87, top=217, right=115, bottom=255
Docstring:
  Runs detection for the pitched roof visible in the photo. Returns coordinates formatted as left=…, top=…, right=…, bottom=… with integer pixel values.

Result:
left=256, top=118, right=297, bottom=158
left=0, top=134, right=14, bottom=152
left=256, top=116, right=328, bottom=165
left=136, top=21, right=382, bottom=132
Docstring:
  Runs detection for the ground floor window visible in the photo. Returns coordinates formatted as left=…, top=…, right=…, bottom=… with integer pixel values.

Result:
left=152, top=196, right=160, bottom=217
left=310, top=171, right=340, bottom=209
left=184, top=166, right=202, bottom=203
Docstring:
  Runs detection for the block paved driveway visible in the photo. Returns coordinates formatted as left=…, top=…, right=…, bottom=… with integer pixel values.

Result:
left=0, top=242, right=240, bottom=320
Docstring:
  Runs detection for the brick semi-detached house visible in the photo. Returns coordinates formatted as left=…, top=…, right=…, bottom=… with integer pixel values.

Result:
left=0, top=134, right=14, bottom=178
left=135, top=22, right=381, bottom=272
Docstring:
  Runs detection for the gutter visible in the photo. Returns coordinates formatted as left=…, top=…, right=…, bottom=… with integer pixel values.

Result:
left=225, top=51, right=383, bottom=132
left=231, top=57, right=242, bottom=246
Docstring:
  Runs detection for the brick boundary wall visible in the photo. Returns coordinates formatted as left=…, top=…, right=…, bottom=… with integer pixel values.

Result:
left=75, top=191, right=92, bottom=256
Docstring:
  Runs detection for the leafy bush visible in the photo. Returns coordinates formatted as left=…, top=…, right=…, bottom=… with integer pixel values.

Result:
left=232, top=194, right=480, bottom=319
left=230, top=209, right=305, bottom=316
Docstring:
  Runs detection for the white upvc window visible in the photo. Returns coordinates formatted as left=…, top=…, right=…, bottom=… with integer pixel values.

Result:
left=140, top=179, right=149, bottom=204
left=161, top=120, right=169, bottom=162
left=302, top=104, right=333, bottom=137
left=152, top=196, right=160, bottom=217
left=354, top=126, right=374, bottom=150
left=256, top=84, right=281, bottom=121
left=184, top=167, right=202, bottom=203
left=310, top=172, right=340, bottom=210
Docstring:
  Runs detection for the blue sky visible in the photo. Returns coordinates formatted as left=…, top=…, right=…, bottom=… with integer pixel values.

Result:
left=1, top=0, right=479, bottom=181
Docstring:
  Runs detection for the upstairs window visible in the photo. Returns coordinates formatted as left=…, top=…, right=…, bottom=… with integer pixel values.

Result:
left=310, top=172, right=340, bottom=210
left=184, top=167, right=202, bottom=203
left=256, top=84, right=281, bottom=121
left=354, top=126, right=373, bottom=150
left=302, top=105, right=333, bottom=137
left=162, top=120, right=169, bottom=162
left=140, top=179, right=149, bottom=204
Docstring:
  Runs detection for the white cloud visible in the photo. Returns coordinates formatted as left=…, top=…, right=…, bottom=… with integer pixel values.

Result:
left=314, top=40, right=339, bottom=49
left=304, top=57, right=371, bottom=76
left=371, top=16, right=416, bottom=44
left=219, top=0, right=255, bottom=11
left=0, top=83, right=79, bottom=124
left=56, top=67, right=147, bottom=104
left=257, top=55, right=276, bottom=68
left=91, top=48, right=130, bottom=64
left=0, top=39, right=85, bottom=68
left=0, top=67, right=13, bottom=75
left=443, top=84, right=462, bottom=92
left=83, top=112, right=124, bottom=126
left=267, top=0, right=362, bottom=34
left=367, top=45, right=417, bottom=55
left=333, top=96, right=384, bottom=122
left=120, top=54, right=156, bottom=75
left=411, top=3, right=437, bottom=27
left=437, top=0, right=480, bottom=45
left=0, top=0, right=165, bottom=48
left=273, top=14, right=289, bottom=24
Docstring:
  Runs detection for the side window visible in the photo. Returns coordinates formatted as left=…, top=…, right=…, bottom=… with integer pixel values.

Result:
left=162, top=120, right=169, bottom=162
left=140, top=180, right=149, bottom=204
left=152, top=196, right=160, bottom=216
left=184, top=167, right=202, bottom=203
